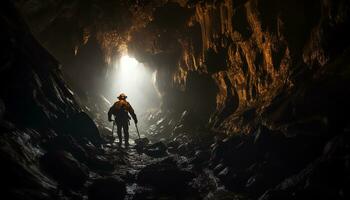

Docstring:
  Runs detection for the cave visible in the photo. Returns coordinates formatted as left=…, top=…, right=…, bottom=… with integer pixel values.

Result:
left=1, top=0, right=350, bottom=199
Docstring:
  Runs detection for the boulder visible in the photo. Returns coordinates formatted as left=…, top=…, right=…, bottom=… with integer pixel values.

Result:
left=137, top=158, right=195, bottom=193
left=43, top=135, right=88, bottom=163
left=166, top=140, right=180, bottom=154
left=135, top=138, right=150, bottom=154
left=88, top=177, right=126, bottom=200
left=144, top=142, right=168, bottom=158
left=67, top=112, right=104, bottom=146
left=40, top=151, right=88, bottom=188
left=190, top=150, right=211, bottom=167
left=259, top=134, right=350, bottom=200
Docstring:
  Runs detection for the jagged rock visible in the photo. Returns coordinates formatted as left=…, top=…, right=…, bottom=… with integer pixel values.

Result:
left=40, top=151, right=88, bottom=188
left=43, top=135, right=89, bottom=163
left=1, top=130, right=57, bottom=200
left=99, top=126, right=114, bottom=142
left=176, top=141, right=197, bottom=157
left=190, top=150, right=211, bottom=167
left=88, top=177, right=126, bottom=200
left=132, top=187, right=156, bottom=200
left=259, top=134, right=350, bottom=200
left=135, top=138, right=150, bottom=154
left=144, top=141, right=168, bottom=158
left=209, top=126, right=330, bottom=196
left=213, top=163, right=226, bottom=175
left=166, top=140, right=180, bottom=154
left=137, top=157, right=195, bottom=193
left=87, top=154, right=114, bottom=172
left=67, top=112, right=105, bottom=146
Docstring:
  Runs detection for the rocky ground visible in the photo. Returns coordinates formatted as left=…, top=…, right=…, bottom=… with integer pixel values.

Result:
left=2, top=119, right=349, bottom=200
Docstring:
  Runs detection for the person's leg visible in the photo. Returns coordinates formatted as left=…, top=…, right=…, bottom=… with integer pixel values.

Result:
left=123, top=122, right=129, bottom=146
left=116, top=123, right=122, bottom=146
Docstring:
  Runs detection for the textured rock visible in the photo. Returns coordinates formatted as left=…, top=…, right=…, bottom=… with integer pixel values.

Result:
left=137, top=157, right=195, bottom=193
left=0, top=129, right=57, bottom=199
left=16, top=0, right=350, bottom=135
left=67, top=112, right=104, bottom=146
left=259, top=134, right=350, bottom=200
left=88, top=177, right=126, bottom=200
left=40, top=151, right=88, bottom=188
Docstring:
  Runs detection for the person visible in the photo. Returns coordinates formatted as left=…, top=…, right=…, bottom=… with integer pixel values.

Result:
left=108, top=93, right=138, bottom=146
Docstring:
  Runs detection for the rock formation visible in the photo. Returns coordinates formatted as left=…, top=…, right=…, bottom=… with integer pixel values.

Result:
left=1, top=0, right=349, bottom=199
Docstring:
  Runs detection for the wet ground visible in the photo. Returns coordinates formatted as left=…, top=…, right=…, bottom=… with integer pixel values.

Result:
left=95, top=129, right=247, bottom=200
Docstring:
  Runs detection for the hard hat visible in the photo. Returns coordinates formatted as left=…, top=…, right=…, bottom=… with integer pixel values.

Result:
left=118, top=93, right=127, bottom=99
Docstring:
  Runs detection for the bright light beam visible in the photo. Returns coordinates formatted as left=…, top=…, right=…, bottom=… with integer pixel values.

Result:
left=112, top=55, right=157, bottom=114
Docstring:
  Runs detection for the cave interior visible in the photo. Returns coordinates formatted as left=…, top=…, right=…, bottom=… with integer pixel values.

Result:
left=1, top=0, right=350, bottom=199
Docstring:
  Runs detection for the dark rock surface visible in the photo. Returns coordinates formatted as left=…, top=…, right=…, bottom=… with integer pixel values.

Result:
left=88, top=177, right=126, bottom=200
left=259, top=133, right=350, bottom=200
left=137, top=157, right=195, bottom=194
left=40, top=151, right=88, bottom=188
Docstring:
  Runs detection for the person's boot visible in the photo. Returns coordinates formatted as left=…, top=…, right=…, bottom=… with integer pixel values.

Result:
left=125, top=141, right=130, bottom=148
left=117, top=136, right=122, bottom=147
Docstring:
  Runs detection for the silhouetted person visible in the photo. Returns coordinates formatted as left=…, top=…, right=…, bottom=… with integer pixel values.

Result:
left=108, top=93, right=137, bottom=147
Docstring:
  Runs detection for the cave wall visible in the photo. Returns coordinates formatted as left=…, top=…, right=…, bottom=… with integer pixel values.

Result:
left=15, top=0, right=350, bottom=135
left=1, top=1, right=80, bottom=131
left=0, top=2, right=109, bottom=198
left=128, top=0, right=350, bottom=134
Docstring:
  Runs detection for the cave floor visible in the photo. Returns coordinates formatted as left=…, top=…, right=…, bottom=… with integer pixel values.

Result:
left=93, top=138, right=246, bottom=200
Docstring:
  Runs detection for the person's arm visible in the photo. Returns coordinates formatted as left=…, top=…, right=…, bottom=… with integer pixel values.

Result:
left=128, top=103, right=138, bottom=124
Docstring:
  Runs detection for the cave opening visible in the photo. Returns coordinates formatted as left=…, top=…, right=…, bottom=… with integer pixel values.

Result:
left=111, top=55, right=160, bottom=114
left=106, top=54, right=160, bottom=139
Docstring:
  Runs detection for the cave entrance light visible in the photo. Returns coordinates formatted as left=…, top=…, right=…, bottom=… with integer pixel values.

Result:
left=112, top=55, right=159, bottom=119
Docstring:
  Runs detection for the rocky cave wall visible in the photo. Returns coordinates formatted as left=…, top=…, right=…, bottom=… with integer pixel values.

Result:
left=127, top=0, right=350, bottom=135
left=1, top=2, right=107, bottom=198
left=14, top=0, right=350, bottom=136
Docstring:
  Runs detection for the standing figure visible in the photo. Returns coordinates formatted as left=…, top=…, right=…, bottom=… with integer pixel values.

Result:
left=108, top=93, right=138, bottom=146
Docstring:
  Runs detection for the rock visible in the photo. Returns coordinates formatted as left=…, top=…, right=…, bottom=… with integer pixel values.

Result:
left=99, top=126, right=114, bottom=142
left=132, top=185, right=156, bottom=200
left=135, top=137, right=150, bottom=153
left=67, top=112, right=104, bottom=146
left=137, top=158, right=195, bottom=193
left=1, top=130, right=57, bottom=200
left=144, top=142, right=168, bottom=158
left=259, top=134, right=350, bottom=200
left=88, top=177, right=126, bottom=200
left=177, top=143, right=190, bottom=156
left=43, top=135, right=88, bottom=163
left=167, top=140, right=180, bottom=154
left=87, top=155, right=114, bottom=172
left=213, top=163, right=226, bottom=175
left=135, top=138, right=150, bottom=146
left=40, top=151, right=88, bottom=188
left=190, top=150, right=211, bottom=167
left=7, top=189, right=54, bottom=200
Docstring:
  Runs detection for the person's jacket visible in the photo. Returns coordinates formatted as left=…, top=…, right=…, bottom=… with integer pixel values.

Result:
left=108, top=100, right=137, bottom=123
